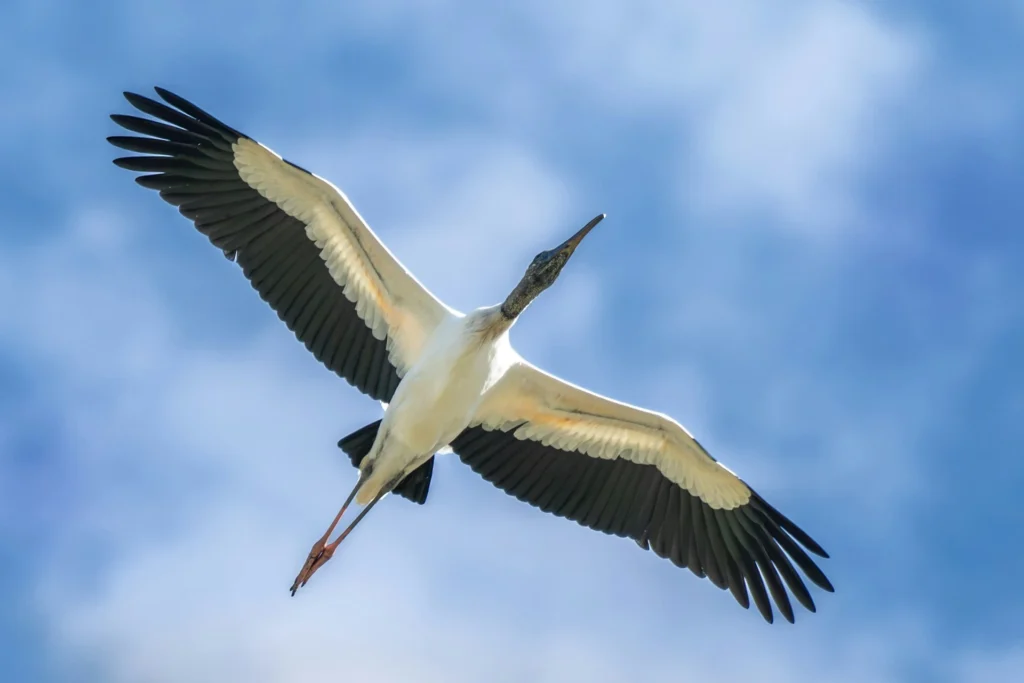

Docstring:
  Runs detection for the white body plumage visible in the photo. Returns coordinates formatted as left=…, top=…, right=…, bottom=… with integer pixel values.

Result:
left=359, top=307, right=514, bottom=504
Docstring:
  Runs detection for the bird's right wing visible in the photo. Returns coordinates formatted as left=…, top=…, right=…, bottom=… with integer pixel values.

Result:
left=109, top=88, right=455, bottom=402
left=451, top=358, right=833, bottom=623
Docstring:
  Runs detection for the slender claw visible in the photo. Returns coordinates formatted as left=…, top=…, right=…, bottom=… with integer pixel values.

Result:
left=303, top=545, right=336, bottom=587
left=290, top=474, right=368, bottom=596
left=290, top=538, right=330, bottom=596
left=288, top=475, right=387, bottom=597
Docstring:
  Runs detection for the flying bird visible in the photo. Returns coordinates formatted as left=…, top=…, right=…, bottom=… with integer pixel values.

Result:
left=108, top=87, right=834, bottom=624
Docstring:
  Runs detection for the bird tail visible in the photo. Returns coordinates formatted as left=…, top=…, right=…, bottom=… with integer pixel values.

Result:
left=337, top=420, right=435, bottom=505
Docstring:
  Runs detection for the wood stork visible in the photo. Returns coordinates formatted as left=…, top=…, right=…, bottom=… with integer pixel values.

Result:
left=108, top=87, right=834, bottom=624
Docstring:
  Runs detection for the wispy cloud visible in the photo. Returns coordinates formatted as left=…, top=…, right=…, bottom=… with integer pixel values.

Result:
left=674, top=3, right=925, bottom=231
left=327, top=0, right=927, bottom=231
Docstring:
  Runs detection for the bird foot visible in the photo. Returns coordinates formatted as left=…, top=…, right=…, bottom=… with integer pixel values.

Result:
left=290, top=538, right=337, bottom=596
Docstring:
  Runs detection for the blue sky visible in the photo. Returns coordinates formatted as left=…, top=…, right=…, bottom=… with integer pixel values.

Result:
left=1, top=1, right=1022, bottom=681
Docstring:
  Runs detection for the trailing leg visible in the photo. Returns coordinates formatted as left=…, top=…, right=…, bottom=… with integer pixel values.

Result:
left=290, top=472, right=365, bottom=595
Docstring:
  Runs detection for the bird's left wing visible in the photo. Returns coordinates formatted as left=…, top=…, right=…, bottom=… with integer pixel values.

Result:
left=109, top=88, right=455, bottom=403
left=451, top=359, right=834, bottom=623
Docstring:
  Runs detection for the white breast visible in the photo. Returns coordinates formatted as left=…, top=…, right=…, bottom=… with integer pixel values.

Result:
left=380, top=309, right=512, bottom=456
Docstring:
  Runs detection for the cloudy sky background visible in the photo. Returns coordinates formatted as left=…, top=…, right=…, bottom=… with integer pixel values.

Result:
left=1, top=1, right=1022, bottom=681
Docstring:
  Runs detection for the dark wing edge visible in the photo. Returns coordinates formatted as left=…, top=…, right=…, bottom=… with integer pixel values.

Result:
left=450, top=425, right=834, bottom=624
left=108, top=87, right=401, bottom=402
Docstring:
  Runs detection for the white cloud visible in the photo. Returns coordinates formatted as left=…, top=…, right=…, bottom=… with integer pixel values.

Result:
left=677, top=3, right=924, bottom=231
left=335, top=0, right=927, bottom=232
left=540, top=0, right=926, bottom=230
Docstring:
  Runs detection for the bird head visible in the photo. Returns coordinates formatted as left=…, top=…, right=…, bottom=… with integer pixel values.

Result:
left=501, top=213, right=604, bottom=320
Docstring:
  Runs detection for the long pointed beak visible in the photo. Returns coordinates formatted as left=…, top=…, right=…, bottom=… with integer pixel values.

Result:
left=556, top=213, right=605, bottom=255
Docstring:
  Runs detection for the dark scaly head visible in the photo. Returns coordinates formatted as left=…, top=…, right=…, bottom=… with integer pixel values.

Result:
left=500, top=213, right=605, bottom=320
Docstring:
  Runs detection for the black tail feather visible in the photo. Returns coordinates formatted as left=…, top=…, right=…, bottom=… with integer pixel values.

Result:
left=337, top=420, right=435, bottom=505
left=395, top=457, right=434, bottom=505
left=338, top=420, right=382, bottom=469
